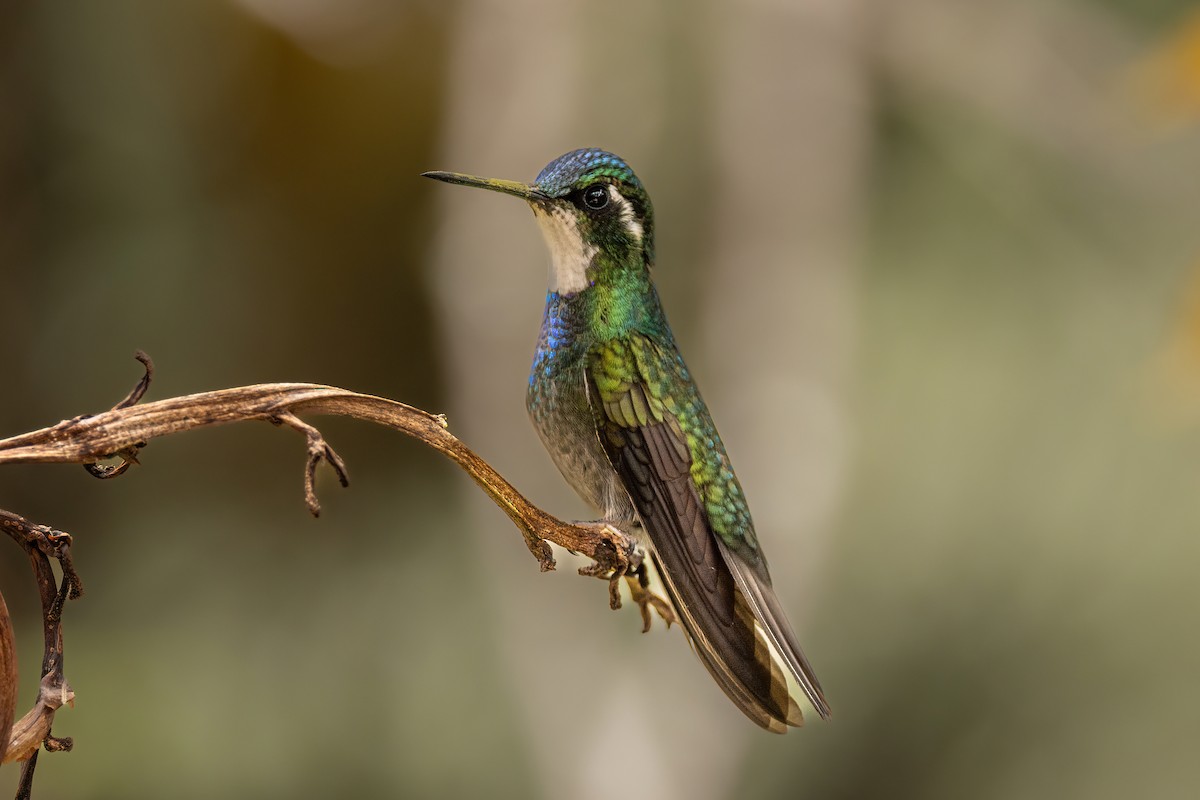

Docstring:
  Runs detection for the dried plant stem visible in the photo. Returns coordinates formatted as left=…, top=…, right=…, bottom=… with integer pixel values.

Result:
left=0, top=380, right=636, bottom=567
left=0, top=354, right=672, bottom=796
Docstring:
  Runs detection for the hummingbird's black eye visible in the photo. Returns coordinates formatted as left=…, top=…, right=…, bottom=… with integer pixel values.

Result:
left=582, top=184, right=609, bottom=211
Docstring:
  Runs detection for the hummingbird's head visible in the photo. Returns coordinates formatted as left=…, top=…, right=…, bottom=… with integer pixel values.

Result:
left=424, top=148, right=653, bottom=295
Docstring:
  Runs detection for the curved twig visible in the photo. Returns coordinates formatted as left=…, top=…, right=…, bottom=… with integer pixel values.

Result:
left=0, top=380, right=637, bottom=572
left=1, top=354, right=677, bottom=793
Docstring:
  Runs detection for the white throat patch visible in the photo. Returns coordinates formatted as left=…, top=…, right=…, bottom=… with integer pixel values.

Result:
left=530, top=203, right=596, bottom=294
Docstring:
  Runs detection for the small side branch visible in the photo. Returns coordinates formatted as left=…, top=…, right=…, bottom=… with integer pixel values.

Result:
left=268, top=412, right=350, bottom=517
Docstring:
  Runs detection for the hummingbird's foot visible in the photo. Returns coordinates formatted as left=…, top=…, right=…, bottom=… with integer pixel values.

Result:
left=625, top=568, right=676, bottom=633
left=573, top=521, right=640, bottom=611
left=572, top=522, right=674, bottom=631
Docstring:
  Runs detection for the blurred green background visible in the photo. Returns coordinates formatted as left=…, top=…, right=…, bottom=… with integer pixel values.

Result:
left=4, top=0, right=1200, bottom=797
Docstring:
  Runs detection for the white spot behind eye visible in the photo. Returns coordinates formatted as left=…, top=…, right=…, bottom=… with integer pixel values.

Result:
left=608, top=185, right=643, bottom=243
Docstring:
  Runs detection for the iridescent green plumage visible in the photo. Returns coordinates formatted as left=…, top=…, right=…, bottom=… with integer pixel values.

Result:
left=590, top=331, right=757, bottom=552
left=424, top=148, right=830, bottom=731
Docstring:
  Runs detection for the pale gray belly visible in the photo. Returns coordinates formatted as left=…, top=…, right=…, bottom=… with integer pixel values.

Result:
left=526, top=367, right=637, bottom=523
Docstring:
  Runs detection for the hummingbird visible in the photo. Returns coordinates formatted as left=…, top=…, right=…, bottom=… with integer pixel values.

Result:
left=424, top=148, right=830, bottom=731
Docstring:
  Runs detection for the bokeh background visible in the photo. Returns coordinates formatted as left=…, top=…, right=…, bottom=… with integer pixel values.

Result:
left=3, top=0, right=1200, bottom=797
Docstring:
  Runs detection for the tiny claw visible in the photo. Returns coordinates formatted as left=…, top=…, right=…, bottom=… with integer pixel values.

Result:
left=625, top=572, right=676, bottom=632
left=577, top=560, right=615, bottom=581
left=573, top=563, right=624, bottom=611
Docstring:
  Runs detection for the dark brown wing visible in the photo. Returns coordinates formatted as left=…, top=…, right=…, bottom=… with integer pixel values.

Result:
left=588, top=341, right=803, bottom=731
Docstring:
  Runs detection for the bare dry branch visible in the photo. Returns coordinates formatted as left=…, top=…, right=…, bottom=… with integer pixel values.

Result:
left=1, top=353, right=676, bottom=793
left=0, top=380, right=640, bottom=573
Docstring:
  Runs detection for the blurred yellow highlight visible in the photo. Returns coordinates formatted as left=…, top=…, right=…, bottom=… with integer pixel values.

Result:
left=1127, top=11, right=1200, bottom=131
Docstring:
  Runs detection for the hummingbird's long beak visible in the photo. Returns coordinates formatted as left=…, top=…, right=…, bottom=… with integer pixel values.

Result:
left=422, top=171, right=548, bottom=201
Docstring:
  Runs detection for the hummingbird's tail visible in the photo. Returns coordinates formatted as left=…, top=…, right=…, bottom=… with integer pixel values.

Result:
left=650, top=543, right=825, bottom=732
left=719, top=549, right=832, bottom=722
